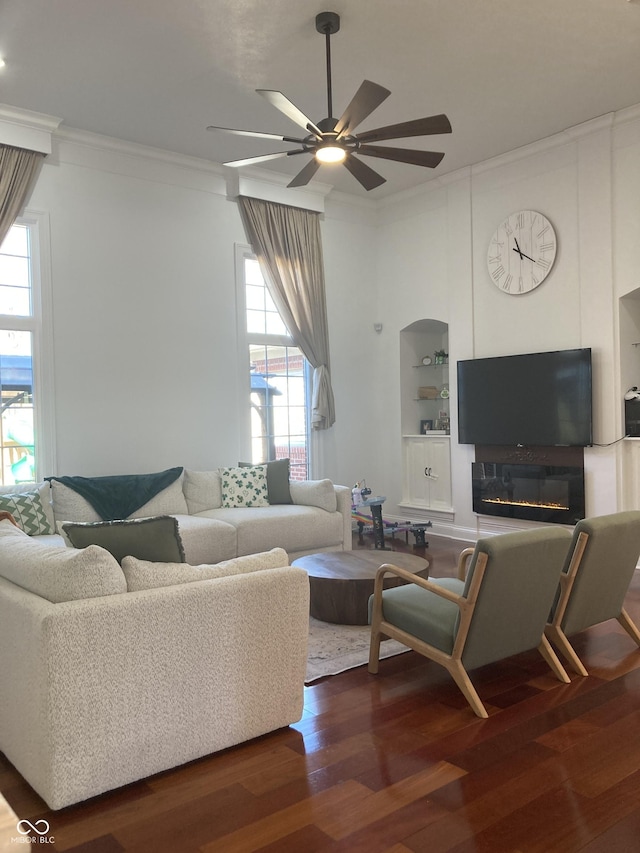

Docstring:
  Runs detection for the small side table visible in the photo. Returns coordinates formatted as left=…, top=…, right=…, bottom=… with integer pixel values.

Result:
left=356, top=495, right=388, bottom=549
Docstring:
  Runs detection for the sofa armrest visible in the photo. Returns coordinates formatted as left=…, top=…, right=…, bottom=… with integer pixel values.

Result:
left=0, top=567, right=309, bottom=810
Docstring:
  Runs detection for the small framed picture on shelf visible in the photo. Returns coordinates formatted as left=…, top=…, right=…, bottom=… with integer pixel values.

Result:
left=420, top=419, right=433, bottom=434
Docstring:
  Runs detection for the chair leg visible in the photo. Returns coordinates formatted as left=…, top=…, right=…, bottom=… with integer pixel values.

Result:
left=447, top=660, right=489, bottom=719
left=545, top=625, right=588, bottom=677
left=617, top=608, right=640, bottom=647
left=538, top=635, right=571, bottom=683
left=368, top=627, right=382, bottom=674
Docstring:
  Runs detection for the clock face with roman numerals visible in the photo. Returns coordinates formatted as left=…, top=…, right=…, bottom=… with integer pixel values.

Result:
left=487, top=210, right=557, bottom=295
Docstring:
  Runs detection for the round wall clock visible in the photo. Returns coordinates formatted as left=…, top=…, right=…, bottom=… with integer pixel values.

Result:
left=487, top=210, right=557, bottom=295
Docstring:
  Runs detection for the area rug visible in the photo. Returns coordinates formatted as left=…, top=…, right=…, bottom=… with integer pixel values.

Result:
left=305, top=617, right=410, bottom=683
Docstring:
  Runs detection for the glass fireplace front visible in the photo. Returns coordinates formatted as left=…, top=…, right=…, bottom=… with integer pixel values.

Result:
left=472, top=461, right=585, bottom=524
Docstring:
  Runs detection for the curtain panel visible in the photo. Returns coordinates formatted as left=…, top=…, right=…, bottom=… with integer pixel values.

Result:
left=0, top=145, right=46, bottom=247
left=237, top=196, right=336, bottom=429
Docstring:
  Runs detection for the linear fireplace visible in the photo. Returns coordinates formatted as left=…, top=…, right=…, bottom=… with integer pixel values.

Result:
left=473, top=446, right=585, bottom=525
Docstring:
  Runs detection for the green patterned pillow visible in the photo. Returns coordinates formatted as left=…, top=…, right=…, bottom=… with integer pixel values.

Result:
left=0, top=491, right=55, bottom=536
left=220, top=465, right=269, bottom=508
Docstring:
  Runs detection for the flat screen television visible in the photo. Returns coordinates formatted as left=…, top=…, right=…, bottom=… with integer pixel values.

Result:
left=457, top=348, right=593, bottom=447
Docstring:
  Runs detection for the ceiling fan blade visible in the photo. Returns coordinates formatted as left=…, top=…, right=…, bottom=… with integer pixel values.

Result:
left=224, top=149, right=306, bottom=168
left=257, top=90, right=323, bottom=138
left=334, top=80, right=391, bottom=137
left=207, top=125, right=306, bottom=144
left=343, top=155, right=386, bottom=191
left=287, top=158, right=321, bottom=188
left=358, top=144, right=445, bottom=169
left=356, top=114, right=452, bottom=144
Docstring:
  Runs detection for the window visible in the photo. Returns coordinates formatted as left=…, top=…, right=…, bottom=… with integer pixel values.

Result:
left=237, top=247, right=310, bottom=480
left=0, top=216, right=53, bottom=485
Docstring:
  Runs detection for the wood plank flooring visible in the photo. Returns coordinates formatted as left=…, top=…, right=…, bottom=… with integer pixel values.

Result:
left=2, top=531, right=640, bottom=851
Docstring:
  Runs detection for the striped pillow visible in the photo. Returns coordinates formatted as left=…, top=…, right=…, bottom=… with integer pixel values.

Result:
left=0, top=490, right=55, bottom=536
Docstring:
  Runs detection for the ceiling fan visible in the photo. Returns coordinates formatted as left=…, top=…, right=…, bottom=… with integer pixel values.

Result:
left=206, top=11, right=452, bottom=191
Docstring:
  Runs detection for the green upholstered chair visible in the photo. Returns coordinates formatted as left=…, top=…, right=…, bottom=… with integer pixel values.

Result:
left=368, top=527, right=572, bottom=718
left=545, top=510, right=640, bottom=677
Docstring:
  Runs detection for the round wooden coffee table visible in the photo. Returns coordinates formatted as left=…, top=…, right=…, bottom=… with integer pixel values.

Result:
left=292, top=550, right=429, bottom=625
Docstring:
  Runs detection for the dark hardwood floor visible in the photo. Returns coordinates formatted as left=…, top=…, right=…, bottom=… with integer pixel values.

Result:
left=2, top=530, right=640, bottom=851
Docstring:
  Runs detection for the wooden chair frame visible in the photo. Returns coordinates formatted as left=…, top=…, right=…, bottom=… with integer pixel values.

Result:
left=545, top=531, right=640, bottom=676
left=369, top=554, right=570, bottom=719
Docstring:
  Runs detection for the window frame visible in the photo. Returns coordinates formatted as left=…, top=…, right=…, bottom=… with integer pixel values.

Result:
left=234, top=243, right=311, bottom=476
left=0, top=210, right=56, bottom=483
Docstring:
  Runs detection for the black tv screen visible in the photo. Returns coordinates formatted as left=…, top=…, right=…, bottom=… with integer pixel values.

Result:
left=457, top=348, right=593, bottom=447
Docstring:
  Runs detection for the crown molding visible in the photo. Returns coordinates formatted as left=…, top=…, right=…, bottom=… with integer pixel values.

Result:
left=223, top=163, right=334, bottom=213
left=472, top=113, right=616, bottom=178
left=0, top=103, right=62, bottom=154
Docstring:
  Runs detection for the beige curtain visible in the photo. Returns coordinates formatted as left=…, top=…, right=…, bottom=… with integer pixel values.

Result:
left=0, top=144, right=46, bottom=247
left=238, top=196, right=336, bottom=429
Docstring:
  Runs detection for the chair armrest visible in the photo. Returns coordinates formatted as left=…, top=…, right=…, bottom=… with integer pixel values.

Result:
left=457, top=548, right=475, bottom=580
left=374, top=562, right=465, bottom=607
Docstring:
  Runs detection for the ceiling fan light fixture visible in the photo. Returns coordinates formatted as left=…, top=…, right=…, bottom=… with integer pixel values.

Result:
left=315, top=144, right=347, bottom=164
left=206, top=11, right=451, bottom=190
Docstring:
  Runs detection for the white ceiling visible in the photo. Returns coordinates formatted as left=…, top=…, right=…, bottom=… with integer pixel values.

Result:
left=2, top=0, right=640, bottom=198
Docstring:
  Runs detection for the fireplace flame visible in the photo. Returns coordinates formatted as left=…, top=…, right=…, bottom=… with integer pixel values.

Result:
left=482, top=497, right=568, bottom=510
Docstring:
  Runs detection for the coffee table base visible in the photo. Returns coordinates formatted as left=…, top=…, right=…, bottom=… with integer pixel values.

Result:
left=292, top=551, right=429, bottom=625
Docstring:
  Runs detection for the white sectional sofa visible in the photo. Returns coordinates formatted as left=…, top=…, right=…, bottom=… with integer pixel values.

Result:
left=0, top=519, right=310, bottom=810
left=36, top=468, right=353, bottom=564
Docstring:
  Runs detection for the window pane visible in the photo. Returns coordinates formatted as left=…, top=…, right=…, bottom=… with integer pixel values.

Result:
left=0, top=254, right=29, bottom=287
left=245, top=284, right=265, bottom=312
left=0, top=285, right=31, bottom=316
left=1, top=331, right=35, bottom=485
left=248, top=344, right=308, bottom=477
left=0, top=224, right=28, bottom=257
left=265, top=311, right=288, bottom=336
left=244, top=258, right=263, bottom=286
left=243, top=255, right=308, bottom=479
left=246, top=309, right=266, bottom=335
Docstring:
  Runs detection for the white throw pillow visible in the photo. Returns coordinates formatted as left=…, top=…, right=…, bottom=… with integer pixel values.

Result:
left=289, top=479, right=337, bottom=513
left=219, top=465, right=269, bottom=508
left=50, top=480, right=101, bottom=522
left=0, top=519, right=126, bottom=602
left=183, top=469, right=223, bottom=514
left=128, top=473, right=188, bottom=517
left=121, top=547, right=290, bottom=591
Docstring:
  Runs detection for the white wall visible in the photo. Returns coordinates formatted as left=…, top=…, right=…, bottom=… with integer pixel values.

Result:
left=374, top=105, right=640, bottom=538
left=26, top=133, right=377, bottom=478
left=19, top=101, right=640, bottom=539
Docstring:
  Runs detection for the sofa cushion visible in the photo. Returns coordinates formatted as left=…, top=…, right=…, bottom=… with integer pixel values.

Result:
left=239, top=459, right=293, bottom=505
left=0, top=518, right=126, bottom=602
left=122, top=547, right=290, bottom=591
left=62, top=516, right=186, bottom=564
left=220, top=466, right=269, bottom=508
left=198, top=504, right=343, bottom=556
left=183, top=469, right=222, bottom=513
left=289, top=479, right=337, bottom=513
left=172, top=514, right=238, bottom=565
left=0, top=481, right=55, bottom=531
left=49, top=471, right=189, bottom=523
left=0, top=489, right=54, bottom=535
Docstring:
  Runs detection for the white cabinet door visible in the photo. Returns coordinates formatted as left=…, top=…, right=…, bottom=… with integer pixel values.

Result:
left=402, top=436, right=452, bottom=511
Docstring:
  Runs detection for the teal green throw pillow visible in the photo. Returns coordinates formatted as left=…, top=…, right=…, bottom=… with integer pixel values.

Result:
left=62, top=515, right=185, bottom=564
left=0, top=491, right=54, bottom=535
left=238, top=458, right=293, bottom=505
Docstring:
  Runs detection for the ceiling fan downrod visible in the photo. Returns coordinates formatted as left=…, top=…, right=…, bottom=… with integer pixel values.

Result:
left=316, top=11, right=340, bottom=124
